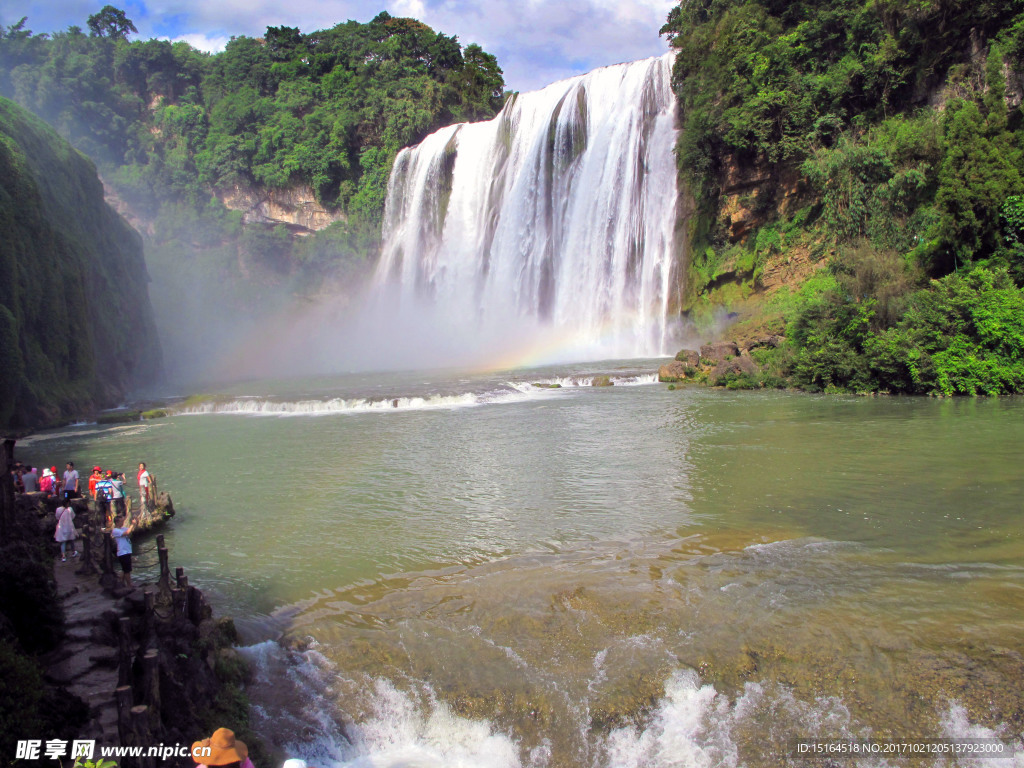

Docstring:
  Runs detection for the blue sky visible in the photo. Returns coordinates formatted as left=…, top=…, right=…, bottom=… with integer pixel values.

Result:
left=1, top=0, right=676, bottom=92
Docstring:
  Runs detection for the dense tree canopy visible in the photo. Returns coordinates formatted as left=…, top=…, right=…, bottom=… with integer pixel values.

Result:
left=0, top=9, right=504, bottom=220
left=662, top=0, right=1024, bottom=394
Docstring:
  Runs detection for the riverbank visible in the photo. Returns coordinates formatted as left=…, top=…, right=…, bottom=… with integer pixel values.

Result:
left=1, top=439, right=266, bottom=768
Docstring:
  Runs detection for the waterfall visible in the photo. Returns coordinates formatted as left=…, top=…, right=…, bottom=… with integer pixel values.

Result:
left=374, top=53, right=680, bottom=364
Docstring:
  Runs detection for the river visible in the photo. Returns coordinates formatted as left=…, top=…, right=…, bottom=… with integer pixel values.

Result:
left=19, top=362, right=1024, bottom=767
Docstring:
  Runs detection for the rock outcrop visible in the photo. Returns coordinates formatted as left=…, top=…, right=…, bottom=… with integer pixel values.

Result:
left=658, top=361, right=689, bottom=382
left=674, top=349, right=700, bottom=367
left=217, top=184, right=344, bottom=235
left=700, top=342, right=740, bottom=363
left=710, top=353, right=759, bottom=383
left=663, top=338, right=786, bottom=389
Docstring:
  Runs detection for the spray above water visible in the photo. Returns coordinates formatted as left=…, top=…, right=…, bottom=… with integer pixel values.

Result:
left=373, top=54, right=682, bottom=368
left=191, top=56, right=681, bottom=382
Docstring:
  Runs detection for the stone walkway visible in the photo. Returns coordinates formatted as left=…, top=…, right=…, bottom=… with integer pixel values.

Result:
left=44, top=553, right=136, bottom=746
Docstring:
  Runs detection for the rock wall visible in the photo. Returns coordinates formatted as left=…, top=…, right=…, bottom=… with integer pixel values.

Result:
left=217, top=183, right=344, bottom=235
left=0, top=97, right=162, bottom=430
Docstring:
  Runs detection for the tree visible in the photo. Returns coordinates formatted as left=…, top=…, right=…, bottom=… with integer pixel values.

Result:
left=86, top=6, right=137, bottom=40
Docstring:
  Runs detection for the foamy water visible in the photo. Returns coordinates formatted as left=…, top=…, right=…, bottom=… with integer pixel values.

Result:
left=173, top=374, right=660, bottom=416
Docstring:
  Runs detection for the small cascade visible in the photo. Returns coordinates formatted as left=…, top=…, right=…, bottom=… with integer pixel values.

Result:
left=374, top=54, right=681, bottom=362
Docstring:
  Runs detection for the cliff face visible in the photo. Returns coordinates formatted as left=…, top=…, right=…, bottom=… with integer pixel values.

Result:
left=0, top=97, right=162, bottom=430
left=217, top=183, right=345, bottom=235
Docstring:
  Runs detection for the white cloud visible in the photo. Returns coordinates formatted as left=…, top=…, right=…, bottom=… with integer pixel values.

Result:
left=167, top=32, right=231, bottom=53
left=9, top=0, right=677, bottom=93
left=386, top=0, right=674, bottom=91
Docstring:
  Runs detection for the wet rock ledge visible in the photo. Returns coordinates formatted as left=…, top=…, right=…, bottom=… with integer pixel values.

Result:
left=658, top=337, right=785, bottom=389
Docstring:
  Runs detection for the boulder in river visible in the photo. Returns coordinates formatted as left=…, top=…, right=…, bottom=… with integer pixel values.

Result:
left=700, top=341, right=740, bottom=363
left=658, top=361, right=690, bottom=383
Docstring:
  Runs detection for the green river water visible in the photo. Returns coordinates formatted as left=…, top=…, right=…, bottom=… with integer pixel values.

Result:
left=19, top=362, right=1024, bottom=767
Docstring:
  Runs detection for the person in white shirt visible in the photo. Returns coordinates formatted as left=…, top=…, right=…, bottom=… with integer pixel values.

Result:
left=137, top=462, right=154, bottom=514
left=54, top=502, right=78, bottom=561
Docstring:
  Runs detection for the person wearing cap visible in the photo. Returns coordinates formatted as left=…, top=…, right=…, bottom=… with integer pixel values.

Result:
left=89, top=466, right=104, bottom=500
left=192, top=727, right=255, bottom=768
left=40, top=468, right=56, bottom=496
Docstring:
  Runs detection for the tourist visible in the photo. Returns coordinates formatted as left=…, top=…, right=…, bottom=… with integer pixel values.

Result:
left=13, top=465, right=24, bottom=494
left=191, top=727, right=255, bottom=768
left=22, top=466, right=39, bottom=493
left=40, top=468, right=56, bottom=496
left=51, top=466, right=61, bottom=497
left=88, top=466, right=103, bottom=500
left=138, top=462, right=154, bottom=515
left=106, top=515, right=137, bottom=588
left=63, top=461, right=80, bottom=499
left=54, top=501, right=78, bottom=562
left=109, top=471, right=127, bottom=520
left=95, top=472, right=114, bottom=523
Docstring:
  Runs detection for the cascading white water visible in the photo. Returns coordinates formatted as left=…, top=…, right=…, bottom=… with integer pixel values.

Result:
left=374, top=54, right=681, bottom=363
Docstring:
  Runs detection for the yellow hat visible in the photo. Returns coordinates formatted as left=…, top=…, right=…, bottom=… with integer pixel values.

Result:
left=192, top=727, right=248, bottom=766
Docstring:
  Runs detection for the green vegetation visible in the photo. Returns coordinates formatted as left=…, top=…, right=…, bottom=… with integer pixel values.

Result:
left=0, top=96, right=160, bottom=430
left=0, top=10, right=505, bottom=280
left=787, top=262, right=1024, bottom=394
left=1, top=9, right=505, bottom=380
left=95, top=409, right=141, bottom=424
left=0, top=505, right=88, bottom=767
left=662, top=0, right=1024, bottom=394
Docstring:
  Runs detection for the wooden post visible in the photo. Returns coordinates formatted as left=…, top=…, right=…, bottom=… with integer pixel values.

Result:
left=157, top=536, right=170, bottom=594
left=78, top=523, right=98, bottom=575
left=0, top=439, right=15, bottom=541
left=118, top=616, right=132, bottom=687
left=143, top=649, right=161, bottom=734
left=103, top=530, right=115, bottom=575
left=116, top=685, right=133, bottom=746
left=171, top=588, right=186, bottom=622
left=143, top=590, right=155, bottom=648
left=187, top=585, right=202, bottom=625
left=130, top=705, right=155, bottom=768
left=175, top=567, right=185, bottom=588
